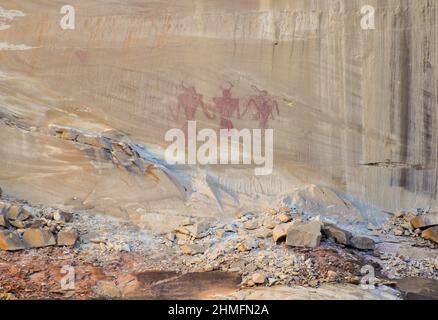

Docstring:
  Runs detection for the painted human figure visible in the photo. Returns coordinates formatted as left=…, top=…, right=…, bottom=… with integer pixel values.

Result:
left=212, top=82, right=240, bottom=129
left=172, top=82, right=215, bottom=122
left=244, top=86, right=280, bottom=129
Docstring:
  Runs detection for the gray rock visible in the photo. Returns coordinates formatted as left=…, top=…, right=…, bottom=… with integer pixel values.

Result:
left=19, top=206, right=34, bottom=220
left=243, top=220, right=259, bottom=230
left=286, top=220, right=322, bottom=248
left=349, top=236, right=375, bottom=250
left=0, top=201, right=7, bottom=212
left=57, top=229, right=78, bottom=246
left=323, top=224, right=352, bottom=245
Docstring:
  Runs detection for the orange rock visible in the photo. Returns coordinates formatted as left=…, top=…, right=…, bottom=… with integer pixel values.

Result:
left=421, top=226, right=438, bottom=243
left=0, top=214, right=6, bottom=227
left=23, top=228, right=56, bottom=248
left=0, top=230, right=27, bottom=251
left=6, top=205, right=20, bottom=220
left=411, top=213, right=438, bottom=229
left=57, top=229, right=78, bottom=246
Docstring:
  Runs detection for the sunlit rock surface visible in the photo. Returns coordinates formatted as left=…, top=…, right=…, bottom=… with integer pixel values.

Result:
left=0, top=0, right=437, bottom=232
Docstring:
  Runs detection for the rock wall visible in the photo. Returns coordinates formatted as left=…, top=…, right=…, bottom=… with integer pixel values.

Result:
left=0, top=0, right=437, bottom=215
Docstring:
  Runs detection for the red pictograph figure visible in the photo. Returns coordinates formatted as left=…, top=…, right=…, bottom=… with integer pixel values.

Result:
left=243, top=85, right=280, bottom=129
left=212, top=82, right=240, bottom=129
left=171, top=82, right=215, bottom=122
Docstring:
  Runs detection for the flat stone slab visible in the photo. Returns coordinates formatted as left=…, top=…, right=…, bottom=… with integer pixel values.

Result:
left=421, top=226, right=438, bottom=244
left=23, top=228, right=56, bottom=248
left=286, top=220, right=322, bottom=248
left=411, top=213, right=438, bottom=229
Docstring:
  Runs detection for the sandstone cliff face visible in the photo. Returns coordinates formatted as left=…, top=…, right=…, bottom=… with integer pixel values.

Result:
left=0, top=0, right=437, bottom=224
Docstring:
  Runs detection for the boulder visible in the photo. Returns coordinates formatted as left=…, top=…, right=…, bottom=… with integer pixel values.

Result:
left=23, top=228, right=56, bottom=248
left=286, top=220, right=322, bottom=248
left=6, top=205, right=20, bottom=220
left=57, top=229, right=78, bottom=246
left=53, top=210, right=73, bottom=223
left=421, top=226, right=438, bottom=244
left=323, top=224, right=352, bottom=245
left=252, top=272, right=266, bottom=285
left=349, top=236, right=375, bottom=250
left=0, top=230, right=27, bottom=251
left=411, top=213, right=438, bottom=229
left=180, top=244, right=204, bottom=255
left=0, top=214, right=6, bottom=228
left=272, top=223, right=291, bottom=242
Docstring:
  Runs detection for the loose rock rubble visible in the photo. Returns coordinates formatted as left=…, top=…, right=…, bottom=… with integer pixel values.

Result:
left=1, top=186, right=437, bottom=299
left=410, top=212, right=438, bottom=244
left=381, top=209, right=438, bottom=248
left=0, top=197, right=78, bottom=251
left=162, top=206, right=387, bottom=289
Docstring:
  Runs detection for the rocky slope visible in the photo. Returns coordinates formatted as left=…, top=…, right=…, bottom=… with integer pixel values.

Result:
left=1, top=0, right=438, bottom=213
left=0, top=0, right=438, bottom=299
